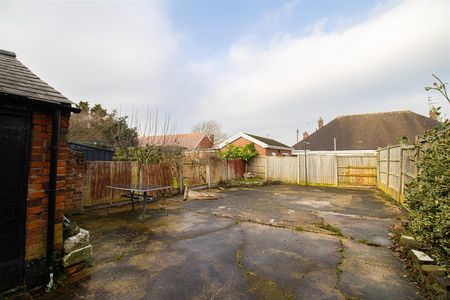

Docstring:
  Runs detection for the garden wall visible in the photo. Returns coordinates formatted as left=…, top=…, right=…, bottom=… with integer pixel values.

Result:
left=64, top=152, right=245, bottom=213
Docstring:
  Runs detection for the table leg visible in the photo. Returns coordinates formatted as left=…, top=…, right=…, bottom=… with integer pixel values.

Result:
left=163, top=189, right=168, bottom=216
left=131, top=191, right=135, bottom=212
left=142, top=191, right=148, bottom=217
left=108, top=189, right=114, bottom=216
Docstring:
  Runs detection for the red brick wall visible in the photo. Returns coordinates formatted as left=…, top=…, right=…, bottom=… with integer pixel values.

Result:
left=64, top=150, right=86, bottom=215
left=26, top=112, right=70, bottom=261
left=264, top=148, right=292, bottom=156
left=224, top=137, right=266, bottom=156
left=197, top=136, right=214, bottom=149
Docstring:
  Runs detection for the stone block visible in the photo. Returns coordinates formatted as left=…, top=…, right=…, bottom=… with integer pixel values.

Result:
left=410, top=249, right=434, bottom=265
left=63, top=228, right=90, bottom=254
left=62, top=245, right=92, bottom=267
left=400, top=235, right=420, bottom=250
left=421, top=265, right=446, bottom=277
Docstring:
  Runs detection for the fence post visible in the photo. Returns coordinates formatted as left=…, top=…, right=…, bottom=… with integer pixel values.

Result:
left=334, top=154, right=339, bottom=187
left=398, top=146, right=404, bottom=202
left=296, top=155, right=300, bottom=184
left=178, top=164, right=184, bottom=194
left=376, top=148, right=380, bottom=188
left=264, top=156, right=268, bottom=180
left=386, top=146, right=391, bottom=197
left=206, top=164, right=211, bottom=188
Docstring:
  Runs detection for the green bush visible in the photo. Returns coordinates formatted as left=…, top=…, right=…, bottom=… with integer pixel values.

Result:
left=404, top=120, right=450, bottom=266
left=218, top=143, right=259, bottom=162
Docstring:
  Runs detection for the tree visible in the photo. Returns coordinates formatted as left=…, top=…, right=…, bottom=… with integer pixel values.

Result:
left=425, top=74, right=449, bottom=104
left=68, top=101, right=138, bottom=149
left=192, top=120, right=228, bottom=145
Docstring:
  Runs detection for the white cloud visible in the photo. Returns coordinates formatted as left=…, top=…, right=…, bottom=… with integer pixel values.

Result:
left=193, top=0, right=450, bottom=144
left=1, top=0, right=449, bottom=145
left=0, top=1, right=192, bottom=123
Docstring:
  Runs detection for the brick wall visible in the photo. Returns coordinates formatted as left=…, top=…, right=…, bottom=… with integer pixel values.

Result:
left=264, top=148, right=292, bottom=156
left=197, top=135, right=214, bottom=149
left=25, top=111, right=70, bottom=285
left=64, top=150, right=86, bottom=215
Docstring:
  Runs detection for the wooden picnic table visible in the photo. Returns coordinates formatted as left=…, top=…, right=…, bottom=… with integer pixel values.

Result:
left=106, top=184, right=172, bottom=218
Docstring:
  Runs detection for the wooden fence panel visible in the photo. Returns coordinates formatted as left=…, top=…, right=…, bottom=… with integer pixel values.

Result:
left=267, top=156, right=298, bottom=183
left=254, top=153, right=376, bottom=187
left=377, top=145, right=418, bottom=203
left=248, top=157, right=266, bottom=178
left=337, top=155, right=377, bottom=186
left=388, top=147, right=401, bottom=190
left=306, top=155, right=336, bottom=185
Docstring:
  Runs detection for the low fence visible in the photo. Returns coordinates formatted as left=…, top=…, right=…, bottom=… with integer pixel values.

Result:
left=377, top=145, right=417, bottom=203
left=64, top=152, right=245, bottom=213
left=248, top=152, right=377, bottom=187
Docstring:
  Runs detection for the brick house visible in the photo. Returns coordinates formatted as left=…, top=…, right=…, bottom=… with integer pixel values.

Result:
left=140, top=132, right=214, bottom=151
left=219, top=132, right=292, bottom=156
left=0, top=49, right=78, bottom=291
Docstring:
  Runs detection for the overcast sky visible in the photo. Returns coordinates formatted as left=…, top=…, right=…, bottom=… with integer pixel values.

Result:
left=1, top=0, right=449, bottom=145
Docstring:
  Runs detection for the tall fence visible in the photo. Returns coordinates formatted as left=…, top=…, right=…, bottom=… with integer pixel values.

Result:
left=64, top=153, right=245, bottom=213
left=377, top=145, right=417, bottom=203
left=248, top=153, right=377, bottom=187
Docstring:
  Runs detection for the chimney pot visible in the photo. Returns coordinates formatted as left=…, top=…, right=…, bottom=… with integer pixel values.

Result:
left=429, top=108, right=439, bottom=121
left=318, top=117, right=324, bottom=129
left=303, top=131, right=309, bottom=140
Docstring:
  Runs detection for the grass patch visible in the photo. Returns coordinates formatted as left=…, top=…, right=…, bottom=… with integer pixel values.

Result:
left=115, top=251, right=127, bottom=261
left=357, top=239, right=381, bottom=247
left=314, top=222, right=343, bottom=236
left=236, top=248, right=244, bottom=270
left=294, top=225, right=304, bottom=232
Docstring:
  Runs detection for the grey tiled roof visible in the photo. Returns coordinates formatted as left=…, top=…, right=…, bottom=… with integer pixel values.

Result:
left=245, top=133, right=291, bottom=149
left=0, top=49, right=72, bottom=106
left=293, top=110, right=440, bottom=151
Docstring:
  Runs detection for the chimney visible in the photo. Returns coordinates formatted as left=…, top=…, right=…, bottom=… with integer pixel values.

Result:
left=318, top=117, right=324, bottom=130
left=303, top=131, right=309, bottom=140
left=429, top=107, right=439, bottom=121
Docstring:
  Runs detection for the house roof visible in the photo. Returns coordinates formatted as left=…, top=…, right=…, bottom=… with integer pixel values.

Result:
left=293, top=110, right=440, bottom=151
left=139, top=132, right=212, bottom=150
left=0, top=49, right=73, bottom=106
left=219, top=132, right=292, bottom=150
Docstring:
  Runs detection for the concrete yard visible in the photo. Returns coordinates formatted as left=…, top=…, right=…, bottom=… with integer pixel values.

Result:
left=40, top=185, right=421, bottom=299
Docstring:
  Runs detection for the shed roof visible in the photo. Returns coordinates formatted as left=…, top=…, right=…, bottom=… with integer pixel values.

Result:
left=0, top=49, right=72, bottom=106
left=293, top=110, right=440, bottom=151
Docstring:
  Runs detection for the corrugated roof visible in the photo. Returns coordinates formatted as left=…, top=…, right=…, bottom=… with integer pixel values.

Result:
left=139, top=133, right=211, bottom=150
left=245, top=133, right=291, bottom=149
left=0, top=49, right=72, bottom=106
left=293, top=110, right=440, bottom=151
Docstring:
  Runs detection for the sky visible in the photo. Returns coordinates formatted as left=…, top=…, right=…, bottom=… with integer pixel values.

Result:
left=0, top=0, right=449, bottom=145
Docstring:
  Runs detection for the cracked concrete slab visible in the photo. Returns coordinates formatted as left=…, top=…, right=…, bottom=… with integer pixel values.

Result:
left=338, top=240, right=421, bottom=300
left=37, top=185, right=421, bottom=300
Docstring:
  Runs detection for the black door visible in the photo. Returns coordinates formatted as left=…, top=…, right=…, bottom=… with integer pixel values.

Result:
left=0, top=109, right=30, bottom=291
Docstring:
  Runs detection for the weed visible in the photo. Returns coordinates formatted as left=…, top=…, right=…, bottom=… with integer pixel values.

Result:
left=314, top=222, right=343, bottom=236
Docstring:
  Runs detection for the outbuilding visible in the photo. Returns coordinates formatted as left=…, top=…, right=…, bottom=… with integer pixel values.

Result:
left=0, top=49, right=78, bottom=291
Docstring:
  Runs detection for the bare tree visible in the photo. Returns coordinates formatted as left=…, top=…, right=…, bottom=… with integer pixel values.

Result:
left=192, top=120, right=228, bottom=145
left=425, top=74, right=449, bottom=103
